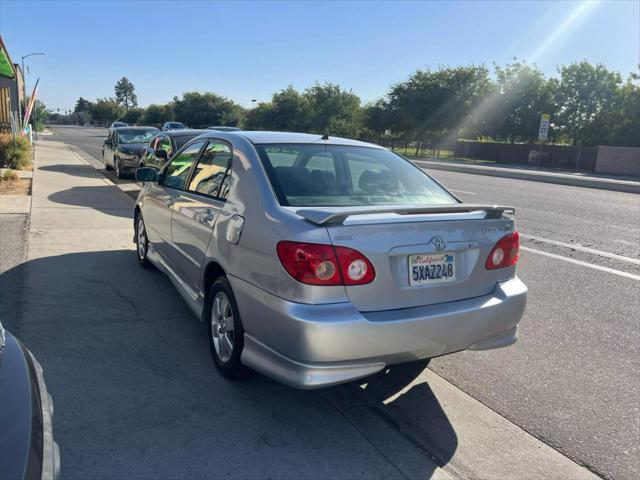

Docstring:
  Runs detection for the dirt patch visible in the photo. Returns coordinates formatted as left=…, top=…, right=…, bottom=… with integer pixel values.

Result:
left=0, top=178, right=32, bottom=195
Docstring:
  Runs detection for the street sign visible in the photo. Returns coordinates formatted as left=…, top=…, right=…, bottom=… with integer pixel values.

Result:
left=538, top=113, right=550, bottom=141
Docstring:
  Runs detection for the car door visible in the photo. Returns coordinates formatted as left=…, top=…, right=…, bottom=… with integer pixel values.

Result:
left=170, top=140, right=233, bottom=291
left=142, top=140, right=206, bottom=265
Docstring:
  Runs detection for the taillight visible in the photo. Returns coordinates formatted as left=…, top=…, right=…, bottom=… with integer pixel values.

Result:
left=485, top=232, right=520, bottom=270
left=276, top=241, right=375, bottom=286
left=334, top=246, right=376, bottom=285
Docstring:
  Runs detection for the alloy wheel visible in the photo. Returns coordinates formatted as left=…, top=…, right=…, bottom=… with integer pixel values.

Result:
left=211, top=292, right=234, bottom=363
left=137, top=217, right=147, bottom=260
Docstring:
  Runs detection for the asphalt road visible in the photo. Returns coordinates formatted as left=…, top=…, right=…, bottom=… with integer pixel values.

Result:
left=48, top=125, right=640, bottom=479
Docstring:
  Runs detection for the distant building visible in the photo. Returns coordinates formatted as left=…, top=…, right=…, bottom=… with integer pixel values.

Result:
left=0, top=35, right=25, bottom=133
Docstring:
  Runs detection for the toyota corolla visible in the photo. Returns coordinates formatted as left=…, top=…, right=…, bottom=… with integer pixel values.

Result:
left=133, top=131, right=527, bottom=389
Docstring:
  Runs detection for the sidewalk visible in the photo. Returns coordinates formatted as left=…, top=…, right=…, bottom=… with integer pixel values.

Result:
left=411, top=157, right=640, bottom=193
left=25, top=142, right=132, bottom=259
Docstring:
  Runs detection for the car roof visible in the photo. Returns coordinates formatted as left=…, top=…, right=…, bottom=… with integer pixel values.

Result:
left=163, top=129, right=208, bottom=137
left=208, top=130, right=385, bottom=149
left=114, top=126, right=159, bottom=131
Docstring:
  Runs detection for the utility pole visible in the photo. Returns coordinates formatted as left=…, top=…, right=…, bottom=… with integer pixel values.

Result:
left=20, top=52, right=45, bottom=128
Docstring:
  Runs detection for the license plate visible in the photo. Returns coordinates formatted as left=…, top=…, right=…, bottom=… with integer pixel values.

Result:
left=409, top=253, right=456, bottom=286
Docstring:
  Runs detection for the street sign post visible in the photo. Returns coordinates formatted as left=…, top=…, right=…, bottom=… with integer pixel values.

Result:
left=538, top=113, right=550, bottom=141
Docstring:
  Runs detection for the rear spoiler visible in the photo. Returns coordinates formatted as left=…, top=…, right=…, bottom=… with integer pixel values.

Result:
left=295, top=204, right=515, bottom=225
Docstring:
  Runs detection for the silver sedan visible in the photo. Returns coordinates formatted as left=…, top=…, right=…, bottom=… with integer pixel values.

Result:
left=134, top=131, right=527, bottom=389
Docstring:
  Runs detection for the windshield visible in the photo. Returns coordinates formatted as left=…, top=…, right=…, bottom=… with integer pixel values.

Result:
left=117, top=129, right=157, bottom=144
left=256, top=144, right=456, bottom=207
left=168, top=122, right=185, bottom=129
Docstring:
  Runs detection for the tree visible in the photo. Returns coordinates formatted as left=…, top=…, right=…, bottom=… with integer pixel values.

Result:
left=74, top=97, right=94, bottom=114
left=491, top=62, right=557, bottom=143
left=173, top=92, right=242, bottom=128
left=114, top=77, right=138, bottom=111
left=141, top=104, right=172, bottom=127
left=243, top=86, right=309, bottom=131
left=388, top=66, right=493, bottom=153
left=29, top=99, right=49, bottom=132
left=304, top=83, right=361, bottom=137
left=555, top=62, right=622, bottom=145
left=121, top=107, right=144, bottom=125
left=90, top=98, right=123, bottom=126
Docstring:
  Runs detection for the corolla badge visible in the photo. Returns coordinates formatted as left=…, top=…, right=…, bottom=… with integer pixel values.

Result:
left=430, top=236, right=447, bottom=251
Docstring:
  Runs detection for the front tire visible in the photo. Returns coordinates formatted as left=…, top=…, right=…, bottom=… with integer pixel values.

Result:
left=207, top=278, right=248, bottom=380
left=135, top=214, right=153, bottom=269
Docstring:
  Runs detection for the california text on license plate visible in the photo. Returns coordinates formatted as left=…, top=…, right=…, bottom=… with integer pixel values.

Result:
left=409, top=253, right=456, bottom=286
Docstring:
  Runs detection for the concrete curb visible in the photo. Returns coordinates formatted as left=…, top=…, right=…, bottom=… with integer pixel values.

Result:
left=353, top=366, right=601, bottom=479
left=412, top=159, right=640, bottom=194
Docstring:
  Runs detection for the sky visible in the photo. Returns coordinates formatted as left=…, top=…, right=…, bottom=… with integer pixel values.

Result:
left=1, top=0, right=638, bottom=112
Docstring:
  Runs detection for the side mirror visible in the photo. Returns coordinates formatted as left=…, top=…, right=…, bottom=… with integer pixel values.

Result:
left=155, top=149, right=168, bottom=160
left=136, top=167, right=158, bottom=183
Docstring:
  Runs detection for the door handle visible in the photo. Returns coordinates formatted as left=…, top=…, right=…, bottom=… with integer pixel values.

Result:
left=164, top=199, right=175, bottom=208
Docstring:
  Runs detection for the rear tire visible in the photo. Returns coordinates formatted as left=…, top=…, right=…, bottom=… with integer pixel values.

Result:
left=207, top=277, right=248, bottom=380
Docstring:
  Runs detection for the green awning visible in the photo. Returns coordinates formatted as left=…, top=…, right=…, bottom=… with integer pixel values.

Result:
left=0, top=45, right=15, bottom=78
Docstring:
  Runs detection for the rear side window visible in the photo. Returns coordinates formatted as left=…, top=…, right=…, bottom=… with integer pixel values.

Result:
left=187, top=141, right=232, bottom=199
left=161, top=141, right=205, bottom=190
left=256, top=144, right=456, bottom=207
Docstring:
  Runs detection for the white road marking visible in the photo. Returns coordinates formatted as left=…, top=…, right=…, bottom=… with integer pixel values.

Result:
left=520, top=233, right=640, bottom=266
left=450, top=189, right=477, bottom=195
left=521, top=246, right=640, bottom=281
left=614, top=239, right=638, bottom=246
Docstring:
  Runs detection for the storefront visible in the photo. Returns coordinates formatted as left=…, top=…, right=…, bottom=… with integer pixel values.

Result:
left=0, top=35, right=24, bottom=133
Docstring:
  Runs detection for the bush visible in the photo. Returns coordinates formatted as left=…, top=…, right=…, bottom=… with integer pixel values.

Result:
left=0, top=169, right=19, bottom=181
left=0, top=134, right=32, bottom=170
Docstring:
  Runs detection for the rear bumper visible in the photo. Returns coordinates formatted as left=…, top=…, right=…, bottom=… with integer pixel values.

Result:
left=229, top=275, right=527, bottom=389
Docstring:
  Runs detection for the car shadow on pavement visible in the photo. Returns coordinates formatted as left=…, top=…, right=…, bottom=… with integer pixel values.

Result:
left=47, top=186, right=131, bottom=218
left=39, top=164, right=106, bottom=179
left=0, top=249, right=457, bottom=479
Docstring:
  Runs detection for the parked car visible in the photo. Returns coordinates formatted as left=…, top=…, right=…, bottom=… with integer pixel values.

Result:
left=109, top=121, right=128, bottom=129
left=0, top=321, right=60, bottom=480
left=162, top=121, right=186, bottom=131
left=140, top=129, right=208, bottom=171
left=207, top=126, right=242, bottom=132
left=103, top=127, right=159, bottom=178
left=134, top=131, right=527, bottom=389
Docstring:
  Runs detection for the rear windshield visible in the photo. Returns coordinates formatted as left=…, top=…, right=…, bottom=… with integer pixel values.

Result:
left=256, top=144, right=456, bottom=207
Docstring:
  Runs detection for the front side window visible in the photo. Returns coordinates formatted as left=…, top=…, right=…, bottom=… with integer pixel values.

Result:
left=161, top=136, right=174, bottom=157
left=188, top=141, right=232, bottom=199
left=160, top=141, right=205, bottom=190
left=149, top=135, right=161, bottom=150
left=256, top=144, right=456, bottom=207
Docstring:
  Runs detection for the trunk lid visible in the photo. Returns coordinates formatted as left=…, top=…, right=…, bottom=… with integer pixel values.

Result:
left=296, top=205, right=516, bottom=312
